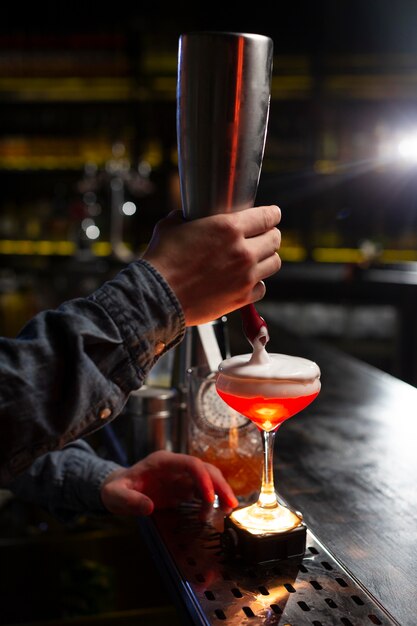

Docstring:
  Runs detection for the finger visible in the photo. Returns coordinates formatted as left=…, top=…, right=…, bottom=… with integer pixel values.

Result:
left=255, top=250, right=282, bottom=282
left=245, top=227, right=281, bottom=262
left=103, top=478, right=155, bottom=516
left=250, top=251, right=282, bottom=302
left=204, top=464, right=239, bottom=508
left=117, top=489, right=155, bottom=516
left=158, top=453, right=216, bottom=503
left=251, top=280, right=267, bottom=302
left=234, top=205, right=281, bottom=238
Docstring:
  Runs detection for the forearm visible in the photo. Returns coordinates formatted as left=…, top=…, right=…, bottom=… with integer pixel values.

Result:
left=0, top=259, right=185, bottom=484
left=7, top=440, right=121, bottom=523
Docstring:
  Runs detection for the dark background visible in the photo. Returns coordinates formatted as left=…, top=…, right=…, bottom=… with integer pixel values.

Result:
left=1, top=0, right=417, bottom=382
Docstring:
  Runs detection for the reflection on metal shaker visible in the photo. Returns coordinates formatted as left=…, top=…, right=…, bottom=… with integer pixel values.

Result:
left=177, top=31, right=273, bottom=219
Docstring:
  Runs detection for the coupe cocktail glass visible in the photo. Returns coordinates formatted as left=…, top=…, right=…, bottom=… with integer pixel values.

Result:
left=216, top=352, right=321, bottom=535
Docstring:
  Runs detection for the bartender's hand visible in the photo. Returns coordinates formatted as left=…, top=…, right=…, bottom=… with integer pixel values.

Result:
left=142, top=205, right=281, bottom=326
left=100, top=450, right=239, bottom=516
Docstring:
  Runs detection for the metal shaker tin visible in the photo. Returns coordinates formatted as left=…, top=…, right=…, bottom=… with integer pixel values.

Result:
left=124, top=386, right=179, bottom=462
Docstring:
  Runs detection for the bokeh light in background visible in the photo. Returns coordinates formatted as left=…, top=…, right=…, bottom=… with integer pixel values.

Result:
left=122, top=201, right=137, bottom=216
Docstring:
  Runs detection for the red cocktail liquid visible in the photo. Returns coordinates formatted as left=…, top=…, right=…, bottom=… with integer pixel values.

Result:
left=217, top=389, right=319, bottom=431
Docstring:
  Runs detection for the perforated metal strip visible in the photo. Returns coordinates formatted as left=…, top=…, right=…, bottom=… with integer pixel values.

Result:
left=143, top=501, right=400, bottom=626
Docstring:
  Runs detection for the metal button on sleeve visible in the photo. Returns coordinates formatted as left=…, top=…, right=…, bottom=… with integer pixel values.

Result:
left=99, top=408, right=112, bottom=420
left=155, top=341, right=166, bottom=355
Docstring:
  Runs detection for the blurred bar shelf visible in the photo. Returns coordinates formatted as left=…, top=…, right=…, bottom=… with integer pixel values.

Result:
left=0, top=239, right=112, bottom=256
left=2, top=240, right=417, bottom=264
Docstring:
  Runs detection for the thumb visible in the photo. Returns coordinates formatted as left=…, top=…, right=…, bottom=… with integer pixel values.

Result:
left=107, top=487, right=155, bottom=516
left=251, top=280, right=266, bottom=303
left=124, top=491, right=155, bottom=516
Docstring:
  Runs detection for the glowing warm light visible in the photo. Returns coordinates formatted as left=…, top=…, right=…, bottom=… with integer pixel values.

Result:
left=0, top=239, right=75, bottom=256
left=230, top=502, right=303, bottom=535
left=122, top=201, right=136, bottom=216
left=85, top=225, right=100, bottom=240
left=398, top=135, right=417, bottom=161
left=92, top=242, right=112, bottom=256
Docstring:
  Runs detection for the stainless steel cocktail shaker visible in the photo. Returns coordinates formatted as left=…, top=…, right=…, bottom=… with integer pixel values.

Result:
left=177, top=31, right=273, bottom=218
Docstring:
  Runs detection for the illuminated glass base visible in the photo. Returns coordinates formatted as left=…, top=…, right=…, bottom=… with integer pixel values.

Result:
left=229, top=501, right=303, bottom=536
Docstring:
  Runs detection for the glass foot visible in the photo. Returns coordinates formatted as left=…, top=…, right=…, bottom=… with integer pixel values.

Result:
left=229, top=501, right=303, bottom=535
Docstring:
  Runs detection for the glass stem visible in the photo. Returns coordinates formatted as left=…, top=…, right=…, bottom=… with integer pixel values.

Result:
left=258, top=428, right=279, bottom=509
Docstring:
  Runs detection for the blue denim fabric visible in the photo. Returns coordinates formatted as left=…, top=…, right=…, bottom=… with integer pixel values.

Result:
left=0, top=259, right=185, bottom=484
left=7, top=439, right=120, bottom=522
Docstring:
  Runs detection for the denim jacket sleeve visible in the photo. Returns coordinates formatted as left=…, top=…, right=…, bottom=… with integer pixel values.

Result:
left=7, top=439, right=121, bottom=523
left=0, top=259, right=185, bottom=485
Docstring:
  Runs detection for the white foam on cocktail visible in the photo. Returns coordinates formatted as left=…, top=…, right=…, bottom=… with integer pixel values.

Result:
left=217, top=338, right=321, bottom=399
